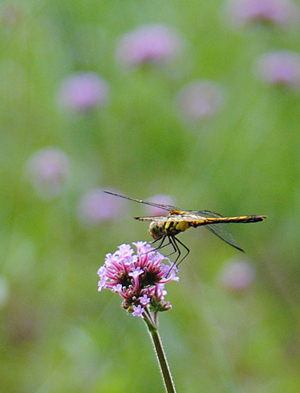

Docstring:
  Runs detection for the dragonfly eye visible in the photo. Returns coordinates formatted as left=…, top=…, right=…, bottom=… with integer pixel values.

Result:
left=149, top=221, right=165, bottom=239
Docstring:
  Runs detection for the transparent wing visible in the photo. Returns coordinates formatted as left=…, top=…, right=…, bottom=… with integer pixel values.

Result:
left=135, top=215, right=170, bottom=222
left=104, top=191, right=176, bottom=212
left=204, top=224, right=244, bottom=252
left=135, top=214, right=205, bottom=222
left=198, top=210, right=244, bottom=252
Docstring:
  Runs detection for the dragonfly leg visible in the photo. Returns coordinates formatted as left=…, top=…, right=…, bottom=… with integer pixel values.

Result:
left=151, top=236, right=180, bottom=259
left=168, top=236, right=181, bottom=264
left=165, top=235, right=186, bottom=277
left=146, top=236, right=174, bottom=255
left=150, top=236, right=173, bottom=253
left=157, top=236, right=179, bottom=258
left=150, top=236, right=166, bottom=249
left=171, top=236, right=190, bottom=266
left=152, top=235, right=190, bottom=278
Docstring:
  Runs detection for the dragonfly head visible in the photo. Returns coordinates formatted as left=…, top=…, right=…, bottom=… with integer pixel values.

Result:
left=149, top=221, right=166, bottom=240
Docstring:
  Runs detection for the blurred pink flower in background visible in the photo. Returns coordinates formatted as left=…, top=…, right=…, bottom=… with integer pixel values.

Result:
left=0, top=3, right=23, bottom=28
left=115, top=24, right=183, bottom=68
left=26, top=148, right=71, bottom=200
left=176, top=80, right=225, bottom=122
left=145, top=194, right=178, bottom=216
left=219, top=258, right=256, bottom=292
left=77, top=188, right=128, bottom=226
left=254, top=50, right=300, bottom=89
left=57, top=72, right=109, bottom=112
left=225, top=0, right=299, bottom=28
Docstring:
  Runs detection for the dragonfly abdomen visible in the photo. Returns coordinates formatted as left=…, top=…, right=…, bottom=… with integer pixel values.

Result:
left=196, top=215, right=266, bottom=226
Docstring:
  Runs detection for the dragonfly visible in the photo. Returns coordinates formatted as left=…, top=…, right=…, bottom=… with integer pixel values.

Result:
left=104, top=191, right=267, bottom=266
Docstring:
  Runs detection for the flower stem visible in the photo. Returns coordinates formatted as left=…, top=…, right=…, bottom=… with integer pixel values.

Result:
left=143, top=313, right=177, bottom=393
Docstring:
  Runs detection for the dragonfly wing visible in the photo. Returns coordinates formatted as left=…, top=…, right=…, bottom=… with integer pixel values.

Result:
left=135, top=214, right=206, bottom=222
left=205, top=224, right=244, bottom=252
left=197, top=210, right=244, bottom=251
left=135, top=215, right=169, bottom=222
left=197, top=210, right=223, bottom=218
left=104, top=191, right=176, bottom=212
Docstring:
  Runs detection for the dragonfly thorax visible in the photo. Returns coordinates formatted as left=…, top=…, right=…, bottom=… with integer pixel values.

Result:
left=149, top=221, right=167, bottom=240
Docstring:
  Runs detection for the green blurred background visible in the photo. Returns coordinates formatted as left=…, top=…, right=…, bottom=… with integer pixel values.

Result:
left=1, top=1, right=300, bottom=392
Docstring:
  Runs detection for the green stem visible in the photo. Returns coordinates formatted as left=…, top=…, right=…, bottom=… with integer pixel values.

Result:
left=143, top=312, right=177, bottom=393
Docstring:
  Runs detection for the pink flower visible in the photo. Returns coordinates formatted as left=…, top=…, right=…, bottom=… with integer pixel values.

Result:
left=219, top=259, right=256, bottom=291
left=77, top=188, right=127, bottom=226
left=57, top=72, right=109, bottom=112
left=132, top=305, right=144, bottom=317
left=25, top=148, right=70, bottom=199
left=226, top=0, right=299, bottom=28
left=0, top=4, right=23, bottom=28
left=98, top=242, right=179, bottom=316
left=176, top=80, right=225, bottom=122
left=254, top=50, right=300, bottom=89
left=115, top=24, right=183, bottom=68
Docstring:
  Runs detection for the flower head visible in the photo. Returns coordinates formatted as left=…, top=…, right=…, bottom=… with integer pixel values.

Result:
left=0, top=3, right=23, bottom=29
left=115, top=24, right=183, bottom=68
left=57, top=71, right=109, bottom=112
left=219, top=258, right=256, bottom=292
left=254, top=50, right=300, bottom=89
left=98, top=242, right=179, bottom=317
left=225, top=0, right=299, bottom=29
left=77, top=188, right=128, bottom=226
left=176, top=80, right=225, bottom=122
left=25, top=147, right=71, bottom=200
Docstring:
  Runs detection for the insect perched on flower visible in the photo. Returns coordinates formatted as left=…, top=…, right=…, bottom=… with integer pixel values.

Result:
left=104, top=191, right=267, bottom=266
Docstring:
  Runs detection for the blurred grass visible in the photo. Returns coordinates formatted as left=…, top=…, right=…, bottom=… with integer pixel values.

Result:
left=1, top=0, right=300, bottom=392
